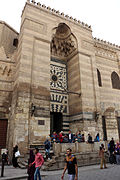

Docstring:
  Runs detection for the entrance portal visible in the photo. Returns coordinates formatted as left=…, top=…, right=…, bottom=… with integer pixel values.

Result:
left=50, top=112, right=63, bottom=134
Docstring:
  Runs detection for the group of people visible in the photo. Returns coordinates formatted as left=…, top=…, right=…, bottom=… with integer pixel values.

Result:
left=28, top=148, right=44, bottom=180
left=10, top=136, right=120, bottom=180
left=51, top=131, right=100, bottom=144
left=108, top=138, right=120, bottom=165
left=98, top=138, right=120, bottom=170
left=51, top=130, right=85, bottom=143
left=27, top=147, right=78, bottom=180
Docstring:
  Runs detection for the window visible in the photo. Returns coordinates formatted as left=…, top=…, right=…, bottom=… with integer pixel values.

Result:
left=38, top=120, right=45, bottom=125
left=97, top=69, right=102, bottom=87
left=111, top=71, right=120, bottom=90
left=13, top=38, right=18, bottom=47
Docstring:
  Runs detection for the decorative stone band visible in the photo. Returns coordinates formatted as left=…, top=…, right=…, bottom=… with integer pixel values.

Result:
left=51, top=57, right=67, bottom=65
left=69, top=112, right=95, bottom=123
left=94, top=37, right=120, bottom=49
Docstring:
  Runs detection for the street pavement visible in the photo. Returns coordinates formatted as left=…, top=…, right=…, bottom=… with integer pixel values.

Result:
left=41, top=164, right=120, bottom=180
left=0, top=164, right=120, bottom=180
left=0, top=165, right=27, bottom=180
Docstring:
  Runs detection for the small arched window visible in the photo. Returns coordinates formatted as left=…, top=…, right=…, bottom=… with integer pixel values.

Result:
left=13, top=38, right=18, bottom=47
left=97, top=69, right=102, bottom=87
left=111, top=71, right=120, bottom=90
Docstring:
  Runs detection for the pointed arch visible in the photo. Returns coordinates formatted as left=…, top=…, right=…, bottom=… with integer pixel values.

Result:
left=111, top=71, right=120, bottom=90
left=97, top=69, right=102, bottom=87
left=51, top=23, right=77, bottom=59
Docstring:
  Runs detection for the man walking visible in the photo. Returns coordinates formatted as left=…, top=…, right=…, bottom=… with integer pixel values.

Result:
left=99, top=144, right=107, bottom=169
left=31, top=147, right=44, bottom=180
left=61, top=148, right=78, bottom=180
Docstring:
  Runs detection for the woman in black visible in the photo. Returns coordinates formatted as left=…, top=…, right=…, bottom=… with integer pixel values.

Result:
left=27, top=150, right=35, bottom=180
left=12, top=145, right=19, bottom=168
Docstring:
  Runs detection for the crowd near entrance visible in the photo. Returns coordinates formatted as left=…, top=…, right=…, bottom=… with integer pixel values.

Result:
left=50, top=112, right=63, bottom=134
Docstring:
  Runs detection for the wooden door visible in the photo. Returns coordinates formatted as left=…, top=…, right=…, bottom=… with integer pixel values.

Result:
left=0, top=119, right=8, bottom=148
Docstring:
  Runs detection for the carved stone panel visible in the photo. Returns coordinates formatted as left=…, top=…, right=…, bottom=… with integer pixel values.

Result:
left=51, top=35, right=76, bottom=57
left=50, top=64, right=67, bottom=91
left=0, top=64, right=12, bottom=76
left=50, top=92, right=68, bottom=114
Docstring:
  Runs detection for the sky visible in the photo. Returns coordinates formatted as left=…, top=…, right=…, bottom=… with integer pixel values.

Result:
left=0, top=0, right=120, bottom=45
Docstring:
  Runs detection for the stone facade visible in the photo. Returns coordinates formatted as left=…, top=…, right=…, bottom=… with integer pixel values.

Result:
left=0, top=0, right=120, bottom=154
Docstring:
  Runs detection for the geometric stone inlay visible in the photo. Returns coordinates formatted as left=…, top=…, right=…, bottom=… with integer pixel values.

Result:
left=50, top=92, right=68, bottom=114
left=50, top=64, right=67, bottom=91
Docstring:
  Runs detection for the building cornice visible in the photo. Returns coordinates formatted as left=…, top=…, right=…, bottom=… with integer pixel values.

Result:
left=0, top=21, right=19, bottom=35
left=22, top=0, right=92, bottom=32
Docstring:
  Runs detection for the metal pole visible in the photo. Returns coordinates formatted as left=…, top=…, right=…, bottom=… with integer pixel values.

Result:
left=1, top=159, right=5, bottom=177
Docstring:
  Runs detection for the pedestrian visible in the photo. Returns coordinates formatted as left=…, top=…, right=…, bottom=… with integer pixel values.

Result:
left=87, top=134, right=93, bottom=143
left=12, top=145, right=20, bottom=168
left=27, top=150, right=35, bottom=180
left=94, top=133, right=99, bottom=142
left=108, top=138, right=116, bottom=164
left=51, top=131, right=58, bottom=142
left=30, top=148, right=44, bottom=180
left=81, top=134, right=85, bottom=142
left=68, top=130, right=73, bottom=143
left=77, top=131, right=82, bottom=143
left=44, top=137, right=51, bottom=159
left=99, top=144, right=107, bottom=169
left=59, top=131, right=64, bottom=143
left=115, top=142, right=120, bottom=165
left=109, top=138, right=115, bottom=154
left=61, top=148, right=78, bottom=180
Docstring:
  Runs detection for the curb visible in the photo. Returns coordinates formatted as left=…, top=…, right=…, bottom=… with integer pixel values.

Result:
left=0, top=175, right=28, bottom=180
left=0, top=174, right=47, bottom=180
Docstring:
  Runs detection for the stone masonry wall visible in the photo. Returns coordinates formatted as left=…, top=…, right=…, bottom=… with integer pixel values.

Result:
left=5, top=0, right=120, bottom=156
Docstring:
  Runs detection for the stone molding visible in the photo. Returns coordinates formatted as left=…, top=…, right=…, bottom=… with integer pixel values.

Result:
left=94, top=38, right=119, bottom=60
left=94, top=37, right=120, bottom=50
left=21, top=17, right=47, bottom=35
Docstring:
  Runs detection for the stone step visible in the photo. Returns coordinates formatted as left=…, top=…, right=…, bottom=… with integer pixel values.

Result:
left=42, top=151, right=109, bottom=171
left=18, top=148, right=54, bottom=169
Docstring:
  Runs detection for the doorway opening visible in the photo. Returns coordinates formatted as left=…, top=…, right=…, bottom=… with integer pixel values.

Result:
left=102, top=116, right=107, bottom=141
left=50, top=112, right=63, bottom=134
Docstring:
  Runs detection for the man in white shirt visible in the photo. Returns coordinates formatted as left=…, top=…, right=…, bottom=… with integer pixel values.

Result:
left=68, top=130, right=73, bottom=143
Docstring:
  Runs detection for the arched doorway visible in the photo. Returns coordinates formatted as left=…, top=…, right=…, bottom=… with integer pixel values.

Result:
left=50, top=23, right=78, bottom=134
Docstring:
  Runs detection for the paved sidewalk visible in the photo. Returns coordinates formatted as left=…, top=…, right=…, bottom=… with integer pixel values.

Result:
left=0, top=164, right=120, bottom=180
left=0, top=165, right=28, bottom=180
